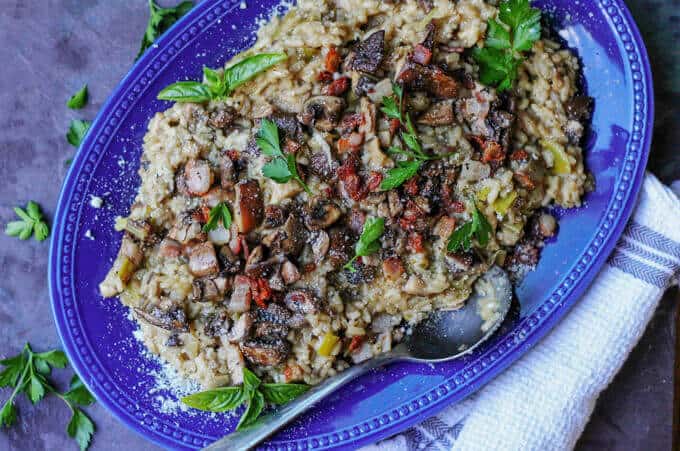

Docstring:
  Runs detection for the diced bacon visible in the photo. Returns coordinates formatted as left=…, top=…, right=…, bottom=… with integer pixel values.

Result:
left=408, top=232, right=425, bottom=253
left=412, top=44, right=432, bottom=65
left=367, top=171, right=383, bottom=192
left=404, top=177, right=419, bottom=196
left=323, top=77, right=350, bottom=96
left=348, top=335, right=365, bottom=353
left=317, top=70, right=334, bottom=83
left=325, top=46, right=341, bottom=72
left=228, top=275, right=252, bottom=313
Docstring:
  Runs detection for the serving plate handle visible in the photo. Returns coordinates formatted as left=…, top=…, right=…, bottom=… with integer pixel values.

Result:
left=204, top=352, right=402, bottom=450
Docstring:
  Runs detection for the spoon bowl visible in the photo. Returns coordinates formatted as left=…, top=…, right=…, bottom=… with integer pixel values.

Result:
left=205, top=266, right=513, bottom=450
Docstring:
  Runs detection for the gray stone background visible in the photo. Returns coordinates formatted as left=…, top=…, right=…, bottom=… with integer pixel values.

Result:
left=0, top=1, right=678, bottom=450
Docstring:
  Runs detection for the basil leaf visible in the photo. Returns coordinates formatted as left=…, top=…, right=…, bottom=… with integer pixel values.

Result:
left=203, top=202, right=232, bottom=232
left=223, top=53, right=287, bottom=95
left=66, top=120, right=91, bottom=148
left=356, top=217, right=385, bottom=257
left=447, top=221, right=474, bottom=252
left=157, top=81, right=212, bottom=102
left=260, top=383, right=310, bottom=405
left=67, top=85, right=88, bottom=109
left=379, top=160, right=421, bottom=191
left=236, top=390, right=265, bottom=430
left=472, top=207, right=493, bottom=246
left=203, top=66, right=226, bottom=97
left=242, top=368, right=261, bottom=396
left=181, top=387, right=245, bottom=412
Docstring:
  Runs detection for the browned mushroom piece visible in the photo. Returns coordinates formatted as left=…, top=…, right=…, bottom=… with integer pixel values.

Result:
left=228, top=275, right=252, bottom=313
left=159, top=237, right=183, bottom=258
left=203, top=310, right=231, bottom=337
left=327, top=228, right=355, bottom=268
left=234, top=180, right=264, bottom=233
left=346, top=30, right=386, bottom=74
left=219, top=155, right=235, bottom=190
left=298, top=96, right=346, bottom=132
left=308, top=152, right=336, bottom=182
left=167, top=212, right=204, bottom=244
left=120, top=233, right=144, bottom=266
left=445, top=252, right=474, bottom=275
left=134, top=305, right=188, bottom=332
left=240, top=338, right=291, bottom=366
left=417, top=101, right=455, bottom=126
left=254, top=322, right=290, bottom=338
left=396, top=60, right=459, bottom=98
left=264, top=205, right=287, bottom=228
left=186, top=241, right=220, bottom=277
left=191, top=274, right=229, bottom=302
left=208, top=105, right=238, bottom=129
left=304, top=199, right=343, bottom=230
left=310, top=230, right=330, bottom=263
left=279, top=214, right=307, bottom=255
left=226, top=312, right=253, bottom=343
left=283, top=289, right=322, bottom=314
left=184, top=159, right=214, bottom=196
left=218, top=245, right=242, bottom=274
left=269, top=111, right=305, bottom=142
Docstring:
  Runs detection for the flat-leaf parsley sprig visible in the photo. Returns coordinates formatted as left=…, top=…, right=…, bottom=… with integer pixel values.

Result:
left=344, top=216, right=385, bottom=272
left=137, top=0, right=194, bottom=61
left=379, top=84, right=455, bottom=190
left=5, top=201, right=50, bottom=242
left=181, top=368, right=308, bottom=430
left=473, top=0, right=542, bottom=91
left=447, top=205, right=493, bottom=253
left=0, top=344, right=96, bottom=451
left=158, top=53, right=287, bottom=103
left=257, top=118, right=312, bottom=195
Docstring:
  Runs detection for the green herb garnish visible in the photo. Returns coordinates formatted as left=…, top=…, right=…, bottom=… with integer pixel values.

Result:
left=473, top=0, right=541, bottom=91
left=67, top=85, right=88, bottom=109
left=158, top=53, right=287, bottom=103
left=344, top=216, right=385, bottom=272
left=1, top=344, right=96, bottom=450
left=203, top=202, right=232, bottom=232
left=5, top=201, right=50, bottom=242
left=137, top=0, right=194, bottom=60
left=66, top=119, right=91, bottom=148
left=379, top=85, right=454, bottom=190
left=257, top=118, right=311, bottom=194
left=447, top=206, right=493, bottom=252
left=181, top=368, right=309, bottom=430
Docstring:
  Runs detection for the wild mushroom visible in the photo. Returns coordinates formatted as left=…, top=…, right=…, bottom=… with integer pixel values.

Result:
left=283, top=289, right=322, bottom=314
left=226, top=312, right=253, bottom=343
left=304, top=199, right=343, bottom=230
left=191, top=274, right=229, bottom=302
left=417, top=101, right=455, bottom=126
left=240, top=337, right=291, bottom=366
left=298, top=96, right=346, bottom=132
left=184, top=159, right=214, bottom=196
left=134, top=305, right=188, bottom=332
left=346, top=30, right=386, bottom=74
left=395, top=60, right=459, bottom=98
left=281, top=260, right=301, bottom=284
left=310, top=230, right=330, bottom=263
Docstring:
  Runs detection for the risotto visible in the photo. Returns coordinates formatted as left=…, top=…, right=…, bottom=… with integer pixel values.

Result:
left=100, top=0, right=592, bottom=388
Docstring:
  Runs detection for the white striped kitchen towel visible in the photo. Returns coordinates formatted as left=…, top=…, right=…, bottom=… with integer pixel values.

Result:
left=362, top=172, right=680, bottom=451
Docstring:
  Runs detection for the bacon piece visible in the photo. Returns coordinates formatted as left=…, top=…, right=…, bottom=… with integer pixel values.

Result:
left=323, top=77, right=350, bottom=96
left=317, top=70, right=333, bottom=83
left=367, top=171, right=383, bottom=192
left=348, top=335, right=365, bottom=353
left=325, top=46, right=341, bottom=72
left=412, top=44, right=432, bottom=65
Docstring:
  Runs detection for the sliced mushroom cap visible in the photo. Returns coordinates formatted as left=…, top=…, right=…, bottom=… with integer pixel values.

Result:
left=347, top=30, right=386, bottom=74
left=310, top=230, right=330, bottom=263
left=203, top=310, right=231, bottom=337
left=226, top=312, right=253, bottom=343
left=417, top=101, right=454, bottom=126
left=191, top=274, right=229, bottom=302
left=283, top=289, right=322, bottom=314
left=218, top=245, right=242, bottom=274
left=186, top=241, right=219, bottom=277
left=240, top=337, right=291, bottom=366
left=184, top=159, right=214, bottom=196
left=396, top=60, right=459, bottom=99
left=134, top=305, right=188, bottom=332
left=279, top=214, right=307, bottom=256
left=328, top=228, right=355, bottom=268
left=298, top=96, right=346, bottom=132
left=167, top=212, right=204, bottom=244
left=234, top=179, right=264, bottom=233
left=305, top=200, right=343, bottom=230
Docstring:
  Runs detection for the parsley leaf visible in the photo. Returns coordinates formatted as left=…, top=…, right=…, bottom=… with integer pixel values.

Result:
left=67, top=408, right=95, bottom=451
left=447, top=206, right=493, bottom=252
left=0, top=344, right=96, bottom=450
left=344, top=216, right=385, bottom=272
left=5, top=201, right=50, bottom=242
left=137, top=0, right=194, bottom=60
left=474, top=0, right=541, bottom=91
left=257, top=119, right=311, bottom=194
left=66, top=119, right=91, bottom=148
left=379, top=160, right=422, bottom=191
left=203, top=202, right=232, bottom=232
left=67, top=85, right=89, bottom=109
left=181, top=367, right=308, bottom=430
left=158, top=53, right=287, bottom=103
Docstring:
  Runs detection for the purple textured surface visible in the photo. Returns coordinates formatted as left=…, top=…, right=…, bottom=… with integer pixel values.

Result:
left=0, top=0, right=675, bottom=450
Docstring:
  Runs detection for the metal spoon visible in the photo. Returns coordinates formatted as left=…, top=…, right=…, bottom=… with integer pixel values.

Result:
left=205, top=266, right=512, bottom=450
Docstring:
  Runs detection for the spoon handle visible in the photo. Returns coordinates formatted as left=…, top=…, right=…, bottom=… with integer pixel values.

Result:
left=204, top=353, right=400, bottom=451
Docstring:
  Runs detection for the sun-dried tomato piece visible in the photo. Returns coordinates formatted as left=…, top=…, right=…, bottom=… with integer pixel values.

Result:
left=404, top=177, right=419, bottom=196
left=509, top=149, right=529, bottom=161
left=317, top=70, right=334, bottom=83
left=323, top=76, right=350, bottom=96
left=348, top=335, right=365, bottom=352
left=407, top=232, right=425, bottom=253
left=367, top=171, right=383, bottom=191
left=325, top=46, right=341, bottom=72
left=226, top=149, right=240, bottom=161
